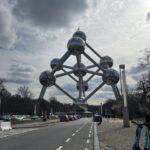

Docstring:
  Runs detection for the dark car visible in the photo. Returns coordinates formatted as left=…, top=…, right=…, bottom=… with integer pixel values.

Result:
left=59, top=115, right=69, bottom=122
left=93, top=115, right=102, bottom=124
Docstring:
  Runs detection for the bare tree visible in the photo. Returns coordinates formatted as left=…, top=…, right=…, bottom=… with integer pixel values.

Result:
left=0, top=78, right=5, bottom=90
left=137, top=50, right=150, bottom=102
left=17, top=85, right=33, bottom=99
left=139, top=49, right=150, bottom=67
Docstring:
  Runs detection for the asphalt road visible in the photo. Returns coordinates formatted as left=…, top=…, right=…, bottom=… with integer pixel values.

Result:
left=0, top=118, right=94, bottom=150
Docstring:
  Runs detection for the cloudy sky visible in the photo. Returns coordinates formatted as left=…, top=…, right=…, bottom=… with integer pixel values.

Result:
left=0, top=0, right=150, bottom=105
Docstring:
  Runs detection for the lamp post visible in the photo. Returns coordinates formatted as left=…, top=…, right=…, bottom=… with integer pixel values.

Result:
left=119, top=64, right=130, bottom=127
left=0, top=97, right=1, bottom=116
left=99, top=102, right=103, bottom=115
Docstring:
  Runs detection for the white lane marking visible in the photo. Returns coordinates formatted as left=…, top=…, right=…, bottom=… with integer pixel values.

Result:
left=89, top=131, right=92, bottom=134
left=72, top=133, right=75, bottom=136
left=86, top=139, right=90, bottom=144
left=90, top=123, right=93, bottom=131
left=88, top=134, right=91, bottom=138
left=76, top=130, right=79, bottom=133
left=85, top=148, right=88, bottom=150
left=56, top=146, right=63, bottom=150
left=65, top=138, right=71, bottom=142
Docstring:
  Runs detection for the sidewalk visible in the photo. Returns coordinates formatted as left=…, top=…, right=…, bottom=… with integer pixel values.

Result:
left=97, top=119, right=146, bottom=150
left=12, top=119, right=59, bottom=129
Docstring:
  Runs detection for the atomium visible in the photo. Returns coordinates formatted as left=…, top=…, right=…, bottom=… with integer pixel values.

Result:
left=102, top=69, right=119, bottom=85
left=39, top=30, right=121, bottom=107
left=50, top=58, right=61, bottom=71
left=73, top=63, right=87, bottom=77
left=77, top=81, right=88, bottom=91
left=39, top=71, right=56, bottom=87
left=67, top=37, right=85, bottom=55
left=100, top=56, right=113, bottom=69
left=73, top=30, right=86, bottom=41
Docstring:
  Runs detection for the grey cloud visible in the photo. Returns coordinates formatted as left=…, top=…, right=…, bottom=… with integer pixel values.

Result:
left=12, top=0, right=88, bottom=29
left=146, top=12, right=150, bottom=22
left=0, top=6, right=16, bottom=49
left=101, top=85, right=113, bottom=92
left=91, top=91, right=115, bottom=100
left=62, top=83, right=76, bottom=92
left=6, top=63, right=36, bottom=85
left=10, top=64, right=36, bottom=73
left=127, top=64, right=149, bottom=75
left=6, top=78, right=33, bottom=84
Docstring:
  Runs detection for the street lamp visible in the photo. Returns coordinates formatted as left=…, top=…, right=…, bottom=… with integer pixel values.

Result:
left=99, top=102, right=103, bottom=116
left=119, top=64, right=130, bottom=127
left=101, top=103, right=103, bottom=116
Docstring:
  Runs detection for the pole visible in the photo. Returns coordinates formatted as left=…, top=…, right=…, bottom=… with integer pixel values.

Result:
left=0, top=97, right=1, bottom=115
left=119, top=64, right=130, bottom=127
left=101, top=103, right=103, bottom=116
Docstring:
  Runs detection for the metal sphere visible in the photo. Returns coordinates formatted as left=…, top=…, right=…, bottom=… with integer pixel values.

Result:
left=39, top=71, right=56, bottom=86
left=100, top=56, right=113, bottom=69
left=76, top=81, right=88, bottom=91
left=73, top=31, right=86, bottom=41
left=102, top=69, right=119, bottom=85
left=73, top=63, right=87, bottom=77
left=67, top=37, right=85, bottom=55
left=50, top=58, right=61, bottom=71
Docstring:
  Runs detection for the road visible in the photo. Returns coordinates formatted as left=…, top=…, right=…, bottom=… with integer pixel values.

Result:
left=0, top=118, right=94, bottom=150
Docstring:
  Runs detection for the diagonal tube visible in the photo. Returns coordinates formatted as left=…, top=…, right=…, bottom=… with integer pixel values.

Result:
left=86, top=69, right=100, bottom=83
left=83, top=52, right=105, bottom=72
left=55, top=71, right=74, bottom=78
left=38, top=86, right=47, bottom=101
left=86, top=42, right=102, bottom=59
left=51, top=51, right=71, bottom=74
left=62, top=65, right=74, bottom=70
left=61, top=68, right=78, bottom=82
left=54, top=83, right=76, bottom=102
left=84, top=82, right=106, bottom=102
left=86, top=70, right=103, bottom=76
left=86, top=65, right=96, bottom=69
left=112, top=84, right=121, bottom=100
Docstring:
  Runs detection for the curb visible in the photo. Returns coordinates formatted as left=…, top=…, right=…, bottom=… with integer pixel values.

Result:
left=94, top=122, right=100, bottom=150
left=12, top=120, right=59, bottom=129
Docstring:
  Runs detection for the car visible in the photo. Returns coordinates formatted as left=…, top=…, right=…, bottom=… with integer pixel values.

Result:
left=93, top=115, right=102, bottom=124
left=59, top=115, right=69, bottom=122
left=68, top=115, right=73, bottom=121
left=31, top=115, right=40, bottom=120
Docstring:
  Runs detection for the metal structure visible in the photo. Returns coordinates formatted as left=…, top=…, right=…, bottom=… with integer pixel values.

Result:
left=38, top=30, right=121, bottom=107
left=119, top=64, right=130, bottom=127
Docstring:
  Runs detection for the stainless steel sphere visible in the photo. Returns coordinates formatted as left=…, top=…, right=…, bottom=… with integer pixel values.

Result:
left=67, top=37, right=85, bottom=55
left=73, top=31, right=86, bottom=41
left=50, top=58, right=61, bottom=71
left=76, top=81, right=88, bottom=91
left=100, top=56, right=113, bottom=69
left=102, top=69, right=119, bottom=85
left=73, top=63, right=87, bottom=77
left=39, top=71, right=56, bottom=86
